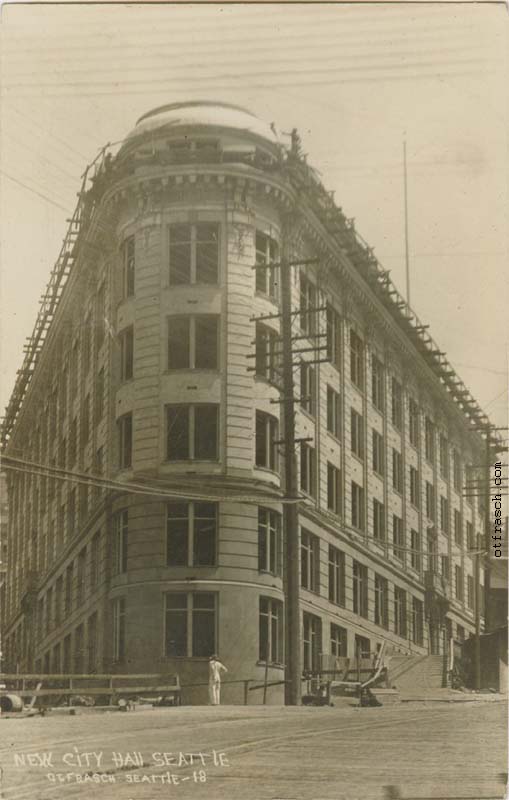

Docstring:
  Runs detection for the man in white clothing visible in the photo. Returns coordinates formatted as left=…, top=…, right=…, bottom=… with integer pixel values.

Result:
left=208, top=655, right=227, bottom=705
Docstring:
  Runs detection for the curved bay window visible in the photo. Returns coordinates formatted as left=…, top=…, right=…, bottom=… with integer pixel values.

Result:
left=166, top=404, right=219, bottom=461
left=169, top=223, right=219, bottom=286
left=167, top=501, right=217, bottom=567
left=165, top=592, right=216, bottom=658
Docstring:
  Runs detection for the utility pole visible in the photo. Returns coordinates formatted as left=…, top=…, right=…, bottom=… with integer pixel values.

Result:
left=280, top=220, right=301, bottom=706
left=403, top=139, right=411, bottom=306
left=474, top=532, right=481, bottom=692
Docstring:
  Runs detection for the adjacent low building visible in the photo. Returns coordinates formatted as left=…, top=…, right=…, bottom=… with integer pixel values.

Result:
left=1, top=102, right=490, bottom=702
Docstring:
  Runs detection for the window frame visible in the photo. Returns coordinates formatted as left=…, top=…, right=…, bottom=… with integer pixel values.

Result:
left=351, top=481, right=365, bottom=531
left=167, top=314, right=220, bottom=371
left=259, top=596, right=284, bottom=665
left=168, top=222, right=220, bottom=286
left=164, top=591, right=217, bottom=658
left=350, top=329, right=365, bottom=391
left=166, top=403, right=219, bottom=462
left=301, top=528, right=320, bottom=593
left=326, top=385, right=341, bottom=439
left=328, top=545, right=345, bottom=606
left=258, top=508, right=282, bottom=576
left=351, top=408, right=364, bottom=461
left=167, top=500, right=218, bottom=568
left=255, top=410, right=279, bottom=472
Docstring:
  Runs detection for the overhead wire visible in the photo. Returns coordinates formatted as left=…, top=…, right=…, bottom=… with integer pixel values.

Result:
left=1, top=454, right=301, bottom=506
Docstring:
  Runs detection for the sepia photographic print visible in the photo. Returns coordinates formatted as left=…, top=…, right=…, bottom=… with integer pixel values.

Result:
left=0, top=2, right=508, bottom=799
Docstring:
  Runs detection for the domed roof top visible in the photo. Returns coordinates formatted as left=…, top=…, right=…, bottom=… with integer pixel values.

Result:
left=125, top=101, right=280, bottom=146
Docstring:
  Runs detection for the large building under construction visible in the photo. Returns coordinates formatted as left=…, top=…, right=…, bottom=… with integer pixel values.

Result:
left=1, top=102, right=490, bottom=702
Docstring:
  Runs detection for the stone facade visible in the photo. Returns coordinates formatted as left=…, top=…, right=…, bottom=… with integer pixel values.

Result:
left=1, top=102, right=487, bottom=702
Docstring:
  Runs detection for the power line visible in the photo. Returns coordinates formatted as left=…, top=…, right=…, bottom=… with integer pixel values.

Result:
left=3, top=54, right=496, bottom=92
left=0, top=171, right=69, bottom=212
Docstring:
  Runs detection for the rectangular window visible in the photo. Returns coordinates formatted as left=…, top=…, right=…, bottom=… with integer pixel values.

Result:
left=300, top=273, right=316, bottom=336
left=455, top=565, right=464, bottom=602
left=167, top=501, right=217, bottom=567
left=90, top=532, right=100, bottom=588
left=87, top=612, right=98, bottom=673
left=391, top=378, right=403, bottom=429
left=326, top=304, right=341, bottom=369
left=67, top=487, right=76, bottom=537
left=411, top=529, right=421, bottom=571
left=255, top=231, right=279, bottom=300
left=300, top=442, right=316, bottom=497
left=300, top=362, right=316, bottom=416
left=453, top=451, right=461, bottom=492
left=259, top=597, right=284, bottom=664
left=326, top=386, right=341, bottom=439
left=82, top=316, right=91, bottom=377
left=169, top=223, right=219, bottom=285
left=255, top=323, right=279, bottom=385
left=350, top=330, right=364, bottom=391
left=167, top=315, right=219, bottom=370
left=454, top=510, right=462, bottom=546
left=394, top=587, right=407, bottom=637
left=467, top=575, right=474, bottom=609
left=330, top=623, right=347, bottom=658
left=303, top=612, right=322, bottom=672
left=327, top=463, right=342, bottom=515
left=95, top=284, right=106, bottom=351
left=112, top=597, right=126, bottom=661
left=65, top=563, right=73, bottom=614
left=77, top=547, right=86, bottom=606
left=328, top=545, right=345, bottom=606
left=46, top=587, right=53, bottom=634
left=165, top=592, right=216, bottom=657
left=118, top=413, right=133, bottom=469
left=258, top=508, right=281, bottom=575
left=373, top=499, right=385, bottom=542
left=425, top=417, right=435, bottom=462
left=466, top=521, right=474, bottom=551
left=74, top=624, right=84, bottom=673
left=409, top=398, right=419, bottom=447
left=301, top=529, right=320, bottom=592
left=55, top=576, right=63, bottom=626
left=371, top=355, right=385, bottom=412
left=393, top=515, right=404, bottom=561
left=167, top=404, right=219, bottom=461
left=351, top=481, right=365, bottom=531
left=81, top=395, right=90, bottom=448
left=392, top=449, right=403, bottom=493
left=441, top=554, right=450, bottom=580
left=122, top=236, right=135, bottom=298
left=114, top=510, right=128, bottom=574
left=119, top=326, right=134, bottom=382
left=426, top=482, right=435, bottom=521
left=372, top=430, right=384, bottom=476
left=71, top=341, right=79, bottom=400
left=255, top=411, right=278, bottom=471
left=353, top=561, right=368, bottom=618
left=374, top=574, right=389, bottom=628
left=351, top=409, right=364, bottom=460
left=440, top=496, right=449, bottom=534
left=412, top=598, right=424, bottom=645
left=69, top=418, right=77, bottom=466
left=439, top=435, right=449, bottom=479
left=410, top=466, right=420, bottom=507
left=95, top=367, right=104, bottom=424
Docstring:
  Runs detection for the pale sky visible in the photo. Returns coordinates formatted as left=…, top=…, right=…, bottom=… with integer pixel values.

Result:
left=1, top=3, right=508, bottom=428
